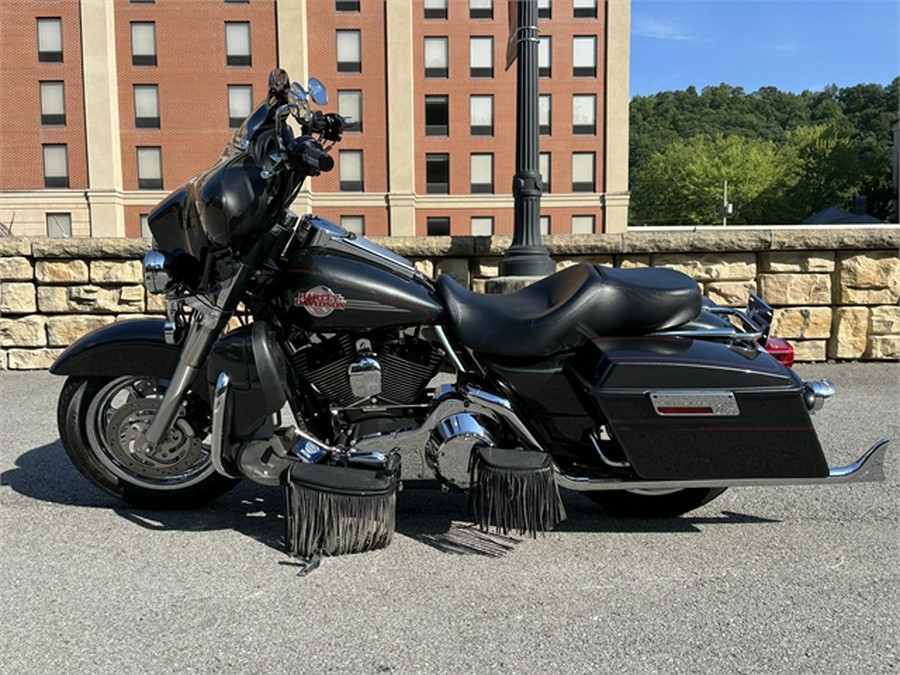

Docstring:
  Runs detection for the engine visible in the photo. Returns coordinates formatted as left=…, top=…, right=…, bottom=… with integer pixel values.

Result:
left=288, top=330, right=445, bottom=409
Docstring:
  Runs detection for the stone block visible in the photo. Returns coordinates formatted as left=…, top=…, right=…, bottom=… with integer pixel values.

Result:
left=35, top=260, right=89, bottom=284
left=37, top=287, right=68, bottom=313
left=32, top=238, right=148, bottom=259
left=146, top=291, right=167, bottom=313
left=0, top=349, right=6, bottom=369
left=651, top=253, right=756, bottom=281
left=757, top=274, right=831, bottom=306
left=7, top=348, right=65, bottom=370
left=0, top=256, right=34, bottom=281
left=0, top=316, right=47, bottom=347
left=413, top=259, right=434, bottom=278
left=770, top=307, right=832, bottom=339
left=828, top=307, right=869, bottom=360
left=790, top=340, right=826, bottom=362
left=838, top=252, right=900, bottom=304
left=705, top=281, right=756, bottom=307
left=616, top=255, right=650, bottom=269
left=476, top=257, right=501, bottom=278
left=867, top=335, right=900, bottom=360
left=870, top=306, right=900, bottom=335
left=555, top=256, right=614, bottom=272
left=435, top=258, right=470, bottom=287
left=91, top=260, right=143, bottom=284
left=759, top=251, right=835, bottom=273
left=471, top=278, right=487, bottom=293
left=0, top=282, right=36, bottom=313
left=47, top=315, right=116, bottom=347
left=38, top=285, right=145, bottom=313
left=0, top=238, right=32, bottom=256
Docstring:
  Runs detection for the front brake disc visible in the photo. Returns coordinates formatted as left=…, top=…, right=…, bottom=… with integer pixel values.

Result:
left=105, top=398, right=203, bottom=479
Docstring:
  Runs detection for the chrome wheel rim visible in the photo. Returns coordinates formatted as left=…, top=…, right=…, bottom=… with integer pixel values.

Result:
left=85, top=376, right=216, bottom=490
left=624, top=487, right=683, bottom=497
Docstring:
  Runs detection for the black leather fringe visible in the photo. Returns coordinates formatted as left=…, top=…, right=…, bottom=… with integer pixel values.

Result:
left=283, top=481, right=396, bottom=558
left=470, top=454, right=566, bottom=537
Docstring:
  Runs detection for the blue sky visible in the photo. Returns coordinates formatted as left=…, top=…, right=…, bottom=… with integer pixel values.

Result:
left=630, top=0, right=900, bottom=96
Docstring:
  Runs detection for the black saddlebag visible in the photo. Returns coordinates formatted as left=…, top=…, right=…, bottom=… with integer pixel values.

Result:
left=572, top=337, right=829, bottom=481
left=283, top=462, right=398, bottom=558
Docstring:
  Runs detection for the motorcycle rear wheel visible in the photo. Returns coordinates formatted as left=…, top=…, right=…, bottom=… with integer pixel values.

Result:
left=585, top=487, right=726, bottom=518
left=58, top=376, right=240, bottom=508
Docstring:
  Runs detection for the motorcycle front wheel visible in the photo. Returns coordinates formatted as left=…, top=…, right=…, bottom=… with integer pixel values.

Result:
left=57, top=375, right=239, bottom=508
left=585, top=487, right=726, bottom=518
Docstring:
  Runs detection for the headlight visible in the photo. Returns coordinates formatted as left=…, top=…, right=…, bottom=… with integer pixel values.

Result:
left=142, top=250, right=177, bottom=294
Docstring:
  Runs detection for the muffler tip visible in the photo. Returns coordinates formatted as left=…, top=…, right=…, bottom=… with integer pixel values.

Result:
left=804, top=379, right=836, bottom=412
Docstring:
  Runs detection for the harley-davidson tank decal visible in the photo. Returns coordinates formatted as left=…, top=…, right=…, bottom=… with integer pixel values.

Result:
left=294, top=286, right=347, bottom=317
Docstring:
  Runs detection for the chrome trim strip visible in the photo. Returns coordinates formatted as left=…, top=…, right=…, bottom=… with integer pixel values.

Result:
left=211, top=372, right=242, bottom=478
left=555, top=439, right=890, bottom=491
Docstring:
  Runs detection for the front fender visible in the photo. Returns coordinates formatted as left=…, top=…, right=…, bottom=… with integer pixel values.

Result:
left=50, top=319, right=183, bottom=379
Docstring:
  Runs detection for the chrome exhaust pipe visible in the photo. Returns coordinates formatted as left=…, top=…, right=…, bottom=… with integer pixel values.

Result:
left=556, top=439, right=890, bottom=491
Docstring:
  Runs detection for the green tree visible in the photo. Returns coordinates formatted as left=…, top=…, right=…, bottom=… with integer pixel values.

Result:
left=630, top=134, right=784, bottom=225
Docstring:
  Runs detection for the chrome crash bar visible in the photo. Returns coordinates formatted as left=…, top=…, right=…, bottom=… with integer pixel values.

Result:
left=556, top=439, right=890, bottom=491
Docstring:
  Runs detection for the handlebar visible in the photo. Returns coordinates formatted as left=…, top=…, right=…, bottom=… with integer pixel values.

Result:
left=292, top=137, right=334, bottom=174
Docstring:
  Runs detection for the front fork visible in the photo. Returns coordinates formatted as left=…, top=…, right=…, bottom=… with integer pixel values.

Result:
left=142, top=291, right=232, bottom=449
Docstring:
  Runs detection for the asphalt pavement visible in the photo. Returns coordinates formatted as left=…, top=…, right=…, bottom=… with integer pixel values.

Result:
left=1, top=363, right=898, bottom=674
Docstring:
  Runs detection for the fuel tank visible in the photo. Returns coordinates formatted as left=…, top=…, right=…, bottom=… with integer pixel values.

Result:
left=282, top=218, right=444, bottom=331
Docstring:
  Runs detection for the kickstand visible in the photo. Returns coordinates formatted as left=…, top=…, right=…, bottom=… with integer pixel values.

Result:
left=280, top=551, right=322, bottom=577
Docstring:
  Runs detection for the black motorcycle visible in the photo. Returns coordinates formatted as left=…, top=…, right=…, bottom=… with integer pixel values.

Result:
left=51, top=70, right=889, bottom=559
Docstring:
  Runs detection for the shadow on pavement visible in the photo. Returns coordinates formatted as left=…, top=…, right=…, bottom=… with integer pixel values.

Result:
left=4, top=440, right=780, bottom=558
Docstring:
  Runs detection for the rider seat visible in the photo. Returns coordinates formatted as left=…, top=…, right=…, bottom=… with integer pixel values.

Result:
left=437, top=264, right=701, bottom=357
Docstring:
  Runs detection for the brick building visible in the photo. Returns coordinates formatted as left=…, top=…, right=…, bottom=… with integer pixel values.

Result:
left=0, top=0, right=630, bottom=238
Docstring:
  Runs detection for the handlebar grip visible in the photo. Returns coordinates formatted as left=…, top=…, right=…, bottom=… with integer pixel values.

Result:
left=292, top=138, right=333, bottom=174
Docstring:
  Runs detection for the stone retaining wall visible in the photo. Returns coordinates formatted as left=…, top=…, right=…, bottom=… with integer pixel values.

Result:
left=1, top=227, right=898, bottom=369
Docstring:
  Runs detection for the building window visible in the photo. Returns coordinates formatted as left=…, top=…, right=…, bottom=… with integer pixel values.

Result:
left=538, top=0, right=552, bottom=19
left=574, top=0, right=597, bottom=18
left=573, top=36, right=597, bottom=77
left=137, top=147, right=163, bottom=190
left=572, top=94, right=596, bottom=135
left=338, top=90, right=362, bottom=132
left=540, top=215, right=551, bottom=235
left=424, top=0, right=448, bottom=19
left=470, top=154, right=493, bottom=194
left=339, top=150, right=363, bottom=191
left=470, top=0, right=492, bottom=20
left=131, top=23, right=157, bottom=67
left=140, top=214, right=152, bottom=238
left=39, top=82, right=66, bottom=126
left=134, top=85, right=160, bottom=128
left=46, top=213, right=72, bottom=238
left=341, top=216, right=365, bottom=235
left=471, top=217, right=493, bottom=236
left=425, top=96, right=449, bottom=136
left=336, top=0, right=360, bottom=11
left=538, top=37, right=551, bottom=78
left=426, top=154, right=449, bottom=194
left=42, top=145, right=68, bottom=188
left=470, top=95, right=493, bottom=136
left=228, top=85, right=253, bottom=128
left=424, top=37, right=448, bottom=78
left=427, top=217, right=450, bottom=236
left=37, top=18, right=63, bottom=63
left=572, top=152, right=595, bottom=192
left=540, top=152, right=550, bottom=193
left=336, top=31, right=361, bottom=73
left=539, top=94, right=551, bottom=135
left=226, top=22, right=251, bottom=67
left=572, top=215, right=595, bottom=234
left=470, top=37, right=493, bottom=78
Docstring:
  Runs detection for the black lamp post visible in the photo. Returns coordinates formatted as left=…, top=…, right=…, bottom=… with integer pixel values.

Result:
left=499, top=0, right=556, bottom=277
